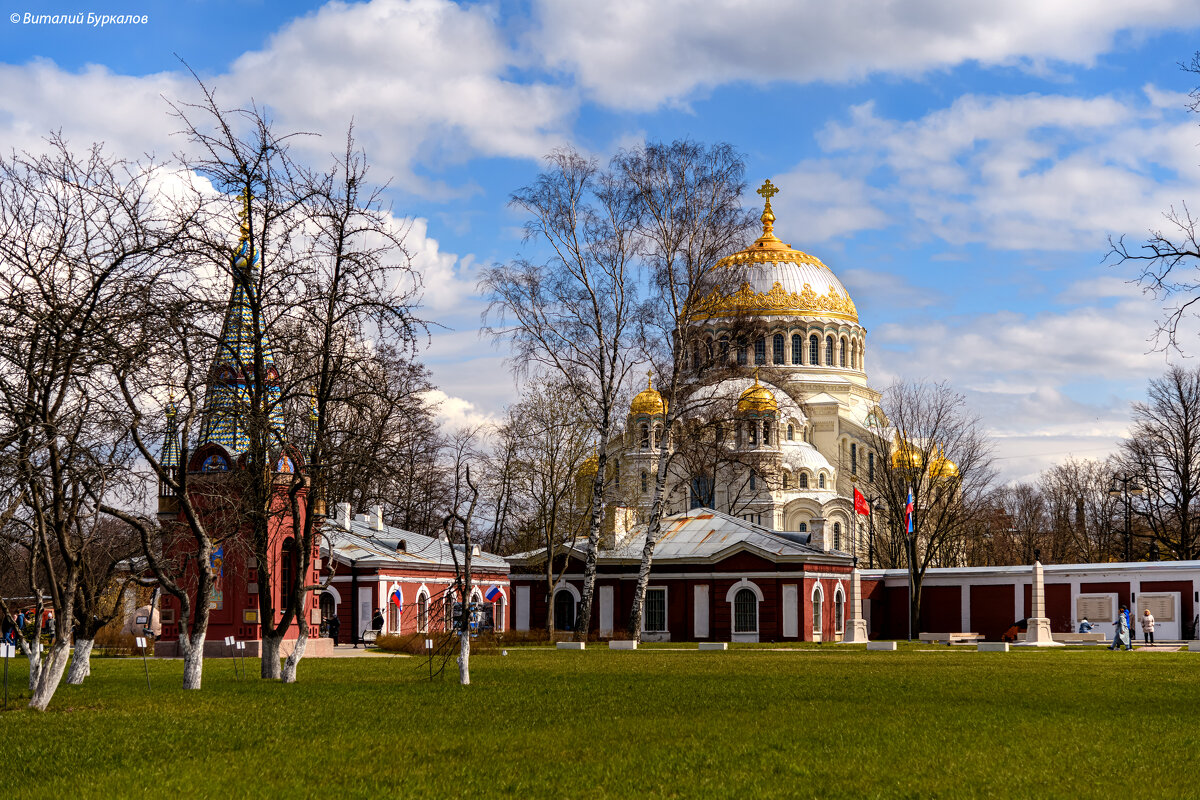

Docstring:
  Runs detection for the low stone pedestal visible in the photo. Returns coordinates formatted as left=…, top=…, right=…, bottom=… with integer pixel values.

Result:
left=556, top=641, right=585, bottom=650
left=978, top=642, right=1009, bottom=652
left=843, top=619, right=869, bottom=643
left=609, top=640, right=638, bottom=650
left=866, top=641, right=897, bottom=651
left=698, top=642, right=728, bottom=651
left=1012, top=617, right=1063, bottom=647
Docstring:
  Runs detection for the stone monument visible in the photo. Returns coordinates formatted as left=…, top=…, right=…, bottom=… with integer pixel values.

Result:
left=843, top=568, right=870, bottom=643
left=1013, top=560, right=1063, bottom=647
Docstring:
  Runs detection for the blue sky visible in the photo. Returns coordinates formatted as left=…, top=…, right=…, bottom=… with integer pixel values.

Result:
left=5, top=0, right=1200, bottom=482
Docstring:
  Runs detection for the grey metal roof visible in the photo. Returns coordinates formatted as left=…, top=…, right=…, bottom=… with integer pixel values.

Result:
left=510, top=508, right=852, bottom=566
left=325, top=518, right=509, bottom=573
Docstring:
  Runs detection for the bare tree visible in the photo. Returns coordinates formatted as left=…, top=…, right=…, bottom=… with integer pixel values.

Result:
left=1117, top=366, right=1200, bottom=560
left=613, top=140, right=755, bottom=640
left=481, top=149, right=640, bottom=640
left=441, top=430, right=483, bottom=685
left=65, top=518, right=142, bottom=684
left=0, top=135, right=172, bottom=709
left=861, top=380, right=995, bottom=636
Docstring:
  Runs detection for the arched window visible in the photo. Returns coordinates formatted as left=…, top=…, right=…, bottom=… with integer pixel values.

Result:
left=812, top=584, right=824, bottom=636
left=719, top=338, right=730, bottom=362
left=798, top=522, right=808, bottom=532
left=834, top=588, right=845, bottom=634
left=417, top=592, right=429, bottom=632
left=818, top=473, right=826, bottom=489
left=851, top=343, right=857, bottom=370
left=782, top=472, right=790, bottom=489
left=640, top=471, right=648, bottom=492
left=706, top=337, right=714, bottom=365
left=748, top=421, right=757, bottom=447
left=833, top=522, right=842, bottom=550
left=809, top=334, right=819, bottom=364
left=792, top=334, right=802, bottom=364
left=850, top=443, right=857, bottom=475
left=749, top=471, right=757, bottom=491
left=640, top=424, right=650, bottom=449
left=737, top=337, right=747, bottom=365
left=799, top=472, right=809, bottom=489
left=733, top=588, right=758, bottom=634
left=773, top=334, right=784, bottom=364
left=614, top=459, right=620, bottom=489
left=319, top=592, right=336, bottom=629
left=868, top=452, right=875, bottom=481
left=840, top=336, right=848, bottom=367
left=444, top=592, right=455, bottom=632
left=553, top=590, right=576, bottom=631
left=825, top=336, right=834, bottom=366
left=787, top=424, right=794, bottom=441
left=754, top=336, right=766, bottom=365
left=654, top=424, right=663, bottom=445
left=762, top=420, right=770, bottom=446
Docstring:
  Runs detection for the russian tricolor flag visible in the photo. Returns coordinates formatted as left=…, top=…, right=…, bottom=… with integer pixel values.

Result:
left=905, top=488, right=915, bottom=534
left=485, top=585, right=502, bottom=602
left=390, top=587, right=403, bottom=612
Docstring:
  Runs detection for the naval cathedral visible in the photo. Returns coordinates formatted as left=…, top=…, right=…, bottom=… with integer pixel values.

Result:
left=585, top=181, right=885, bottom=560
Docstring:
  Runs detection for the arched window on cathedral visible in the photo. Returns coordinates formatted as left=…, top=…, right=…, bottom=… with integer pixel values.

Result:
left=640, top=471, right=648, bottom=492
left=748, top=421, right=758, bottom=447
left=798, top=522, right=808, bottom=532
left=737, top=337, right=747, bottom=365
left=762, top=420, right=771, bottom=446
left=749, top=471, right=757, bottom=491
left=692, top=342, right=700, bottom=372
left=782, top=472, right=790, bottom=489
left=787, top=424, right=794, bottom=441
left=840, top=337, right=848, bottom=367
left=639, top=423, right=650, bottom=449
left=654, top=424, right=663, bottom=447
left=706, top=337, right=715, bottom=366
left=719, top=337, right=730, bottom=362
left=614, top=459, right=620, bottom=488
left=850, top=342, right=857, bottom=369
left=754, top=336, right=766, bottom=365
left=798, top=472, right=809, bottom=489
left=818, top=473, right=826, bottom=489
left=792, top=334, right=802, bottom=365
left=825, top=335, right=834, bottom=366
left=833, top=522, right=842, bottom=550
left=809, top=334, right=819, bottom=365
left=868, top=452, right=875, bottom=482
left=773, top=334, right=785, bottom=364
left=850, top=443, right=857, bottom=475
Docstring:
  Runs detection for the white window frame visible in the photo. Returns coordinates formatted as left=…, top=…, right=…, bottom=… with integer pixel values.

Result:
left=834, top=585, right=845, bottom=635
left=812, top=581, right=825, bottom=640
left=726, top=579, right=764, bottom=643
left=642, top=586, right=668, bottom=633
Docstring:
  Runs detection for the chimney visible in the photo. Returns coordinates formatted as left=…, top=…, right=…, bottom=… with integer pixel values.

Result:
left=809, top=516, right=829, bottom=553
left=372, top=505, right=384, bottom=532
left=337, top=502, right=351, bottom=530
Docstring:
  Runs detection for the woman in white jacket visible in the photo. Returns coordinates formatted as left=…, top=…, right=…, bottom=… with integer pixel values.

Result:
left=1140, top=609, right=1156, bottom=645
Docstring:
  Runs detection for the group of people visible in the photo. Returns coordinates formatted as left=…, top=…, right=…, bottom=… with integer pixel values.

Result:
left=1, top=608, right=54, bottom=648
left=1079, top=606, right=1155, bottom=650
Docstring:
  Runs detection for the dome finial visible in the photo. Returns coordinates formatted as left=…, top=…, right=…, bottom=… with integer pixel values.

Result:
left=646, top=368, right=654, bottom=391
left=756, top=179, right=779, bottom=239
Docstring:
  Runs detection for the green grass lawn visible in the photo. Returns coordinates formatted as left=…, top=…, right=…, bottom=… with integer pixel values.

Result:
left=5, top=646, right=1199, bottom=798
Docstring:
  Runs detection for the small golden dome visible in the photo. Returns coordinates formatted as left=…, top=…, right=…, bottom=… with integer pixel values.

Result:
left=737, top=371, right=778, bottom=414
left=630, top=372, right=666, bottom=416
left=577, top=452, right=599, bottom=483
left=928, top=453, right=959, bottom=479
left=891, top=440, right=924, bottom=471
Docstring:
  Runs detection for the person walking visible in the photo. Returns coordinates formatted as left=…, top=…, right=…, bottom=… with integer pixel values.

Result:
left=371, top=608, right=384, bottom=632
left=328, top=614, right=340, bottom=647
left=1110, top=605, right=1131, bottom=650
left=1140, top=608, right=1156, bottom=645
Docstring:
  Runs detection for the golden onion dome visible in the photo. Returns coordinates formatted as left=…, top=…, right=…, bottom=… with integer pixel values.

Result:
left=737, top=372, right=778, bottom=414
left=928, top=453, right=959, bottom=479
left=630, top=372, right=666, bottom=416
left=891, top=441, right=924, bottom=471
left=693, top=180, right=857, bottom=322
left=577, top=452, right=599, bottom=483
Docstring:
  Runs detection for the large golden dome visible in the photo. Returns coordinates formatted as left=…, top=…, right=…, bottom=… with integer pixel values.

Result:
left=737, top=373, right=778, bottom=414
left=694, top=180, right=857, bottom=322
left=630, top=373, right=666, bottom=415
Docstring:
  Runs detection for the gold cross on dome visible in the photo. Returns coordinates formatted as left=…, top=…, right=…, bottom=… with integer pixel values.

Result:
left=646, top=369, right=654, bottom=390
left=757, top=179, right=779, bottom=203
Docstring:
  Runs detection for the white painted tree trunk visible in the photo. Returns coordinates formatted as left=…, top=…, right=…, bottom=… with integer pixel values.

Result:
left=281, top=633, right=306, bottom=684
left=457, top=631, right=470, bottom=685
left=24, top=640, right=42, bottom=691
left=181, top=634, right=205, bottom=690
left=66, top=638, right=94, bottom=685
left=261, top=633, right=282, bottom=680
left=28, top=639, right=71, bottom=711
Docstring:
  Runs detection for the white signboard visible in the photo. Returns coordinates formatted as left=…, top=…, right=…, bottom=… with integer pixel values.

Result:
left=0, top=644, right=14, bottom=658
left=135, top=637, right=147, bottom=649
left=425, top=639, right=433, bottom=650
left=224, top=635, right=234, bottom=646
left=236, top=641, right=245, bottom=651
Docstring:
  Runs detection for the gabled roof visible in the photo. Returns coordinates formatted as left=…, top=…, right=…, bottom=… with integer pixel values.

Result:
left=324, top=518, right=509, bottom=573
left=509, top=508, right=852, bottom=567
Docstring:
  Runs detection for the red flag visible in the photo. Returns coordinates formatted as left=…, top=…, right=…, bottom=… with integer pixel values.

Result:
left=854, top=488, right=870, bottom=516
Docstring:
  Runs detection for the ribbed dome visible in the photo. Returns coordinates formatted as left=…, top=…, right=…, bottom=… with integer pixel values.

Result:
left=630, top=374, right=666, bottom=415
left=577, top=452, right=599, bottom=482
left=737, top=373, right=778, bottom=414
left=694, top=180, right=857, bottom=323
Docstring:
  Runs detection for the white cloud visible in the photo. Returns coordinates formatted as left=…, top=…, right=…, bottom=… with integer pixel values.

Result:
left=533, top=0, right=1200, bottom=110
left=0, top=0, right=575, bottom=194
left=420, top=388, right=499, bottom=432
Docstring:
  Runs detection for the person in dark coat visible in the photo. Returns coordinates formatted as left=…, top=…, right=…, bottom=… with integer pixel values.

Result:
left=327, top=614, right=340, bottom=647
left=371, top=609, right=384, bottom=632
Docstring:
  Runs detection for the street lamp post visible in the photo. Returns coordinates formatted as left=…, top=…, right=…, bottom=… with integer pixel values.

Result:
left=1108, top=474, right=1143, bottom=563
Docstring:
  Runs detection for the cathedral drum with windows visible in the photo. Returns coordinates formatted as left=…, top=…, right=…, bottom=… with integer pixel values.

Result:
left=506, top=182, right=873, bottom=642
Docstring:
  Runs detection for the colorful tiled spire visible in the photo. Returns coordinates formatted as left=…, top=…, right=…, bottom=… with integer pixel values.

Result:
left=161, top=390, right=180, bottom=471
left=196, top=187, right=285, bottom=460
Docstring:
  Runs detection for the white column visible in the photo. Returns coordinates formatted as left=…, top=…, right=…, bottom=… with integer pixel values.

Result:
left=1015, top=561, right=1062, bottom=647
left=844, top=569, right=870, bottom=643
